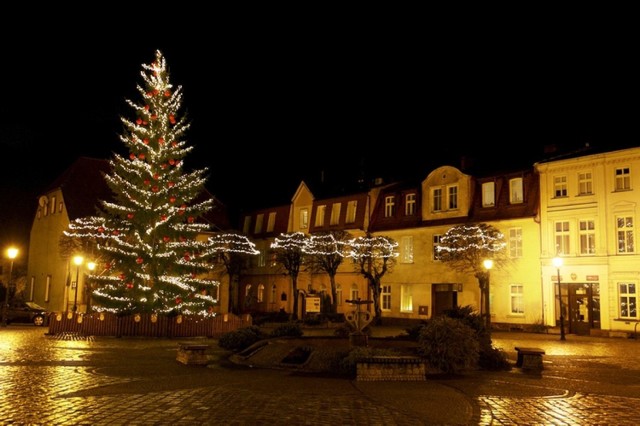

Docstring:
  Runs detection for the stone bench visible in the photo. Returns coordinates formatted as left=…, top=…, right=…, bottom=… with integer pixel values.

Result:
left=514, top=346, right=545, bottom=371
left=176, top=343, right=210, bottom=366
left=356, top=356, right=426, bottom=381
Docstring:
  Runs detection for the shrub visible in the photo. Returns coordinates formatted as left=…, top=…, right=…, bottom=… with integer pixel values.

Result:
left=417, top=316, right=479, bottom=374
left=478, top=345, right=512, bottom=371
left=270, top=322, right=304, bottom=338
left=218, top=325, right=266, bottom=352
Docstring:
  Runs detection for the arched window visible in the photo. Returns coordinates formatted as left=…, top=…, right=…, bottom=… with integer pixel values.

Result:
left=258, top=284, right=265, bottom=302
left=271, top=285, right=277, bottom=303
left=245, top=284, right=252, bottom=297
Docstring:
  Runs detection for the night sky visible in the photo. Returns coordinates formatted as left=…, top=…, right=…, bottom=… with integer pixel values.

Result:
left=1, top=23, right=638, bottom=257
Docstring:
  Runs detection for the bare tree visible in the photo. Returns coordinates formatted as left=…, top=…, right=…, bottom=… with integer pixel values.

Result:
left=305, top=230, right=351, bottom=314
left=436, top=223, right=507, bottom=329
left=209, top=233, right=259, bottom=314
left=350, top=233, right=398, bottom=324
left=270, top=232, right=308, bottom=320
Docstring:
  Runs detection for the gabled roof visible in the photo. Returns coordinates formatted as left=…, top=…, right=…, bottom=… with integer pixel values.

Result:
left=44, top=157, right=231, bottom=231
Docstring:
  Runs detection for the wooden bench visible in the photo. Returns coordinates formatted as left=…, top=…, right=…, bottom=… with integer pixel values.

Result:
left=514, top=347, right=545, bottom=371
left=176, top=343, right=210, bottom=366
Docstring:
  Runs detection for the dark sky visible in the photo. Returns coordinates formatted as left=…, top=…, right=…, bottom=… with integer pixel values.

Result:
left=1, top=23, right=639, bottom=254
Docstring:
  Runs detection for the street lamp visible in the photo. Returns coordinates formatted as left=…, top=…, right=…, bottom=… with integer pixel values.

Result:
left=552, top=256, right=566, bottom=341
left=483, top=259, right=494, bottom=330
left=72, top=255, right=84, bottom=312
left=2, top=247, right=18, bottom=327
left=86, top=261, right=95, bottom=311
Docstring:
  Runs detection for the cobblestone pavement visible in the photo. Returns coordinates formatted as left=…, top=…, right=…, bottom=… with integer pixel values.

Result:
left=2, top=326, right=640, bottom=425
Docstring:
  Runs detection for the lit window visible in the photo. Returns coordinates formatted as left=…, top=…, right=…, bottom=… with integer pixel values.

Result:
left=243, top=216, right=251, bottom=234
left=405, top=193, right=416, bottom=216
left=330, top=203, right=341, bottom=225
left=382, top=285, right=391, bottom=311
left=509, top=228, right=522, bottom=258
left=315, top=205, right=326, bottom=227
left=510, top=284, right=524, bottom=314
left=336, top=284, right=343, bottom=305
left=579, top=220, right=596, bottom=255
left=346, top=201, right=357, bottom=224
left=266, top=212, right=276, bottom=232
left=400, top=236, right=413, bottom=263
left=401, top=284, right=413, bottom=312
left=554, top=176, right=568, bottom=198
left=555, top=221, right=570, bottom=255
left=617, top=216, right=634, bottom=253
left=448, top=185, right=458, bottom=209
left=254, top=214, right=264, bottom=234
left=350, top=283, right=359, bottom=301
left=619, top=282, right=637, bottom=319
left=578, top=172, right=593, bottom=195
left=300, top=208, right=308, bottom=229
left=432, top=188, right=442, bottom=212
left=482, top=182, right=495, bottom=207
left=257, top=284, right=265, bottom=303
left=433, top=234, right=443, bottom=261
left=615, top=167, right=631, bottom=191
left=384, top=196, right=395, bottom=218
left=50, top=196, right=56, bottom=215
left=510, top=178, right=523, bottom=204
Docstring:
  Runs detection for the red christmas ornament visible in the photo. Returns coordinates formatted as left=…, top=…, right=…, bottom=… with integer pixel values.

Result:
left=171, top=141, right=177, bottom=147
left=146, top=92, right=153, bottom=97
left=169, top=159, right=175, bottom=165
left=184, top=254, right=191, bottom=261
left=129, top=153, right=136, bottom=160
left=164, top=90, right=171, bottom=97
left=136, top=118, right=142, bottom=125
left=143, top=138, right=149, bottom=145
left=169, top=196, right=176, bottom=203
left=144, top=179, right=151, bottom=186
left=144, top=105, right=150, bottom=110
left=136, top=257, right=143, bottom=264
left=175, top=297, right=182, bottom=305
left=152, top=186, right=159, bottom=193
left=98, top=227, right=105, bottom=233
left=187, top=216, right=195, bottom=223
left=169, top=115, right=176, bottom=124
left=112, top=230, right=120, bottom=236
left=151, top=114, right=157, bottom=121
left=119, top=273, right=126, bottom=280
left=161, top=164, right=168, bottom=169
left=163, top=236, right=170, bottom=243
left=127, top=213, right=134, bottom=219
left=138, top=153, right=145, bottom=160
left=168, top=181, right=175, bottom=188
left=142, top=120, right=148, bottom=125
left=153, top=89, right=159, bottom=96
left=161, top=215, right=167, bottom=221
left=127, top=282, right=134, bottom=289
left=153, top=173, right=159, bottom=180
left=158, top=137, right=164, bottom=145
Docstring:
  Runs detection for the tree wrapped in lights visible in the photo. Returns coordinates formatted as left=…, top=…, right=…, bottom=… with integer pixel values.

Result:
left=436, top=223, right=507, bottom=329
left=209, top=233, right=260, bottom=314
left=270, top=232, right=309, bottom=320
left=350, top=233, right=398, bottom=324
left=65, top=50, right=219, bottom=316
left=305, top=230, right=351, bottom=314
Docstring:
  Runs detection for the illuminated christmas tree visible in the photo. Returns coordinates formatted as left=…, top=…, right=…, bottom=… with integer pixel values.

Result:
left=66, top=50, right=219, bottom=316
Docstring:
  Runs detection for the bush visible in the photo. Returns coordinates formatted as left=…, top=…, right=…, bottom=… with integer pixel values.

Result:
left=417, top=316, right=479, bottom=374
left=479, top=346, right=512, bottom=371
left=269, top=322, right=304, bottom=338
left=218, top=325, right=266, bottom=352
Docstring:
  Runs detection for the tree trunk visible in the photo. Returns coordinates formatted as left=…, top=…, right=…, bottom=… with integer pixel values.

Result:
left=291, top=276, right=299, bottom=320
left=370, top=278, right=382, bottom=325
left=329, top=274, right=338, bottom=314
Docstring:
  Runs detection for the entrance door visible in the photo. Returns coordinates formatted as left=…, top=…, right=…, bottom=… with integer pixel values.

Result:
left=432, top=283, right=459, bottom=316
left=567, top=283, right=600, bottom=335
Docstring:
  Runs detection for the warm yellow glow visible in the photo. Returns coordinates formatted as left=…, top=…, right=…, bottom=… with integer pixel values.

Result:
left=483, top=259, right=494, bottom=270
left=73, top=255, right=84, bottom=266
left=552, top=256, right=563, bottom=268
left=6, top=247, right=18, bottom=260
left=87, top=261, right=96, bottom=271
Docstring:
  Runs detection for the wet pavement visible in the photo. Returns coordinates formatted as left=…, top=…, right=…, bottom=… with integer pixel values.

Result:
left=1, top=325, right=640, bottom=425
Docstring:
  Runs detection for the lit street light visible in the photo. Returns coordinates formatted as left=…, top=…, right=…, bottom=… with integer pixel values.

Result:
left=72, top=255, right=84, bottom=312
left=483, top=259, right=494, bottom=330
left=552, top=256, right=566, bottom=341
left=2, top=247, right=19, bottom=327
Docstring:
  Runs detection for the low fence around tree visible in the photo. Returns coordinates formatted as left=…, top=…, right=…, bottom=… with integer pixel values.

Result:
left=47, top=311, right=252, bottom=338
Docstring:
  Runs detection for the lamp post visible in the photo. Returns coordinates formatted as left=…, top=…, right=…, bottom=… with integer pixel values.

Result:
left=483, top=259, right=494, bottom=330
left=86, top=261, right=95, bottom=312
left=2, top=247, right=18, bottom=327
left=552, top=257, right=566, bottom=341
left=72, top=255, right=84, bottom=312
